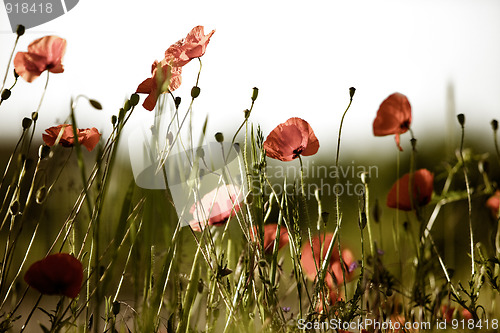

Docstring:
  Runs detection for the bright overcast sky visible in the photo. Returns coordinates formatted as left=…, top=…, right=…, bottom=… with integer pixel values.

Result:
left=1, top=0, right=499, bottom=157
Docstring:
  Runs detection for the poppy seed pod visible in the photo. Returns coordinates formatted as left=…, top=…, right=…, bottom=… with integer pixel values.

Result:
left=174, top=96, right=181, bottom=109
left=129, top=93, right=140, bottom=106
left=457, top=114, right=465, bottom=126
left=491, top=119, right=498, bottom=131
left=22, top=117, right=32, bottom=129
left=349, top=87, right=356, bottom=100
left=191, top=86, right=201, bottom=99
left=1, top=89, right=11, bottom=101
left=251, top=87, right=259, bottom=102
left=16, top=25, right=25, bottom=36
left=215, top=132, right=224, bottom=143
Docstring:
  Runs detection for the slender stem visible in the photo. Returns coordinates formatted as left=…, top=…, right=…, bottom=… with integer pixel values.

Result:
left=1, top=33, right=20, bottom=93
left=458, top=123, right=475, bottom=276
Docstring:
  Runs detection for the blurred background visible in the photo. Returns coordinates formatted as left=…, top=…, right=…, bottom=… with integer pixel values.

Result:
left=1, top=0, right=500, bottom=285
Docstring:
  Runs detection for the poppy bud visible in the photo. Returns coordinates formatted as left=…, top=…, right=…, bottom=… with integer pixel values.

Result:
left=36, top=186, right=47, bottom=204
left=411, top=138, right=417, bottom=150
left=89, top=99, right=102, bottom=110
left=251, top=87, right=259, bottom=102
left=16, top=25, right=25, bottom=36
left=118, top=108, right=125, bottom=122
left=22, top=117, right=32, bottom=130
left=112, top=301, right=120, bottom=316
left=10, top=200, right=19, bottom=215
left=123, top=99, right=131, bottom=112
left=492, top=119, right=498, bottom=131
left=129, top=93, right=140, bottom=106
left=31, top=111, right=38, bottom=121
left=191, top=86, right=201, bottom=99
left=321, top=211, right=329, bottom=224
left=1, top=89, right=11, bottom=101
left=196, top=147, right=205, bottom=159
left=457, top=114, right=465, bottom=126
left=174, top=96, right=181, bottom=109
left=38, top=145, right=51, bottom=159
left=244, top=109, right=251, bottom=119
left=215, top=132, right=224, bottom=143
left=349, top=87, right=356, bottom=100
left=111, top=115, right=117, bottom=125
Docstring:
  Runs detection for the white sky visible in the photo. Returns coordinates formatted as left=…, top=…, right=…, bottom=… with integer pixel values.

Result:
left=1, top=0, right=499, bottom=157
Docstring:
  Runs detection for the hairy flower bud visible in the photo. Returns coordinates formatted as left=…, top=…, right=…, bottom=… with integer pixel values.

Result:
left=16, top=25, right=25, bottom=36
left=129, top=93, right=140, bottom=106
left=492, top=119, right=498, bottom=131
left=349, top=87, right=356, bottom=100
left=22, top=117, right=32, bottom=129
left=191, top=86, right=201, bottom=99
left=215, top=132, right=224, bottom=143
left=457, top=113, right=465, bottom=126
left=1, top=89, right=11, bottom=101
left=251, top=87, right=259, bottom=102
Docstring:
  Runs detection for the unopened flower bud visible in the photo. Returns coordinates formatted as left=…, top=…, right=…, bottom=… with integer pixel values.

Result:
left=457, top=114, right=465, bottom=126
left=174, top=96, right=181, bottom=109
left=215, top=132, right=224, bottom=143
left=38, top=145, right=51, bottom=159
left=411, top=138, right=417, bottom=150
left=349, top=87, right=356, bottom=100
left=118, top=108, right=125, bottom=122
left=251, top=87, right=259, bottom=102
left=111, top=115, right=117, bottom=125
left=321, top=211, right=330, bottom=224
left=123, top=99, right=131, bottom=112
left=196, top=147, right=205, bottom=159
left=244, top=109, right=251, bottom=119
left=31, top=111, right=38, bottom=121
left=22, top=117, right=32, bottom=129
left=1, top=89, right=11, bottom=100
left=112, top=301, right=120, bottom=316
left=16, top=25, right=25, bottom=36
left=491, top=119, right=498, bottom=131
left=89, top=99, right=102, bottom=110
left=191, top=86, right=201, bottom=99
left=129, top=93, right=140, bottom=106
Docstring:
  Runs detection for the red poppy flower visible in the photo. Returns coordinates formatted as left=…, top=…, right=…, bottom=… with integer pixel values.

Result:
left=387, top=169, right=434, bottom=211
left=189, top=184, right=242, bottom=231
left=164, top=26, right=215, bottom=67
left=24, top=253, right=83, bottom=298
left=486, top=190, right=500, bottom=219
left=263, top=117, right=319, bottom=161
left=42, top=124, right=101, bottom=152
left=136, top=59, right=182, bottom=111
left=301, top=233, right=355, bottom=288
left=14, top=35, right=66, bottom=83
left=250, top=224, right=289, bottom=254
left=373, top=92, right=412, bottom=151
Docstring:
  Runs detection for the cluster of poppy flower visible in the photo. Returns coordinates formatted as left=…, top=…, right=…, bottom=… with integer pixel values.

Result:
left=135, top=26, right=215, bottom=111
left=13, top=35, right=102, bottom=152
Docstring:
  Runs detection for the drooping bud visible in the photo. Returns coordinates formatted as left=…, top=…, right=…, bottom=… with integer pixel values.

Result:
left=191, top=86, right=201, bottom=99
left=89, top=99, right=102, bottom=110
left=215, top=132, right=224, bottom=143
left=22, top=117, right=32, bottom=129
left=457, top=114, right=465, bottom=126
left=349, top=87, right=356, bottom=100
left=251, top=87, right=259, bottom=102
left=16, top=25, right=25, bottom=37
left=1, top=89, right=11, bottom=100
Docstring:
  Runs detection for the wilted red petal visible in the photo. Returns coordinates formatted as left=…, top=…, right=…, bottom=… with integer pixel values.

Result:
left=387, top=169, right=434, bottom=211
left=263, top=117, right=319, bottom=161
left=373, top=93, right=412, bottom=151
left=486, top=190, right=500, bottom=218
left=24, top=253, right=83, bottom=298
left=189, top=185, right=242, bottom=231
left=14, top=36, right=66, bottom=82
